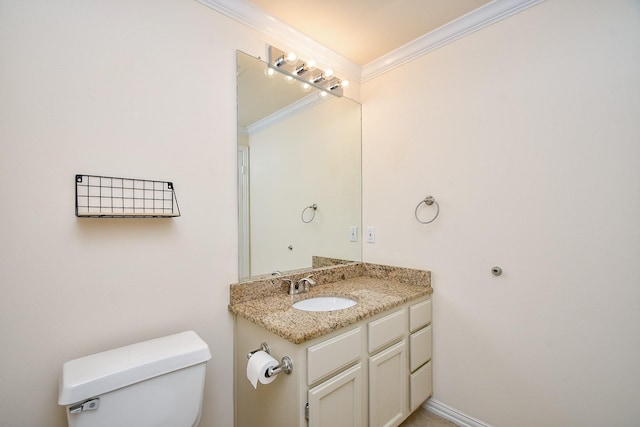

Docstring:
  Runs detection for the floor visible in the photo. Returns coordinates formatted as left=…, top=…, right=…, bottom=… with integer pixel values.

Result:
left=399, top=407, right=458, bottom=427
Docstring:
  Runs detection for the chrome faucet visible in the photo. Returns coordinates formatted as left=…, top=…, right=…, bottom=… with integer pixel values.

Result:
left=297, top=275, right=316, bottom=293
left=285, top=275, right=316, bottom=295
left=284, top=279, right=297, bottom=295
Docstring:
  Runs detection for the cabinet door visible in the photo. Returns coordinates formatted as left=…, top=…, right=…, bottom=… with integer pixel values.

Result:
left=308, top=363, right=363, bottom=427
left=369, top=341, right=407, bottom=427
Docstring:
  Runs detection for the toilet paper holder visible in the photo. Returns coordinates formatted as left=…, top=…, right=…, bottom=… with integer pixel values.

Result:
left=247, top=342, right=293, bottom=376
left=247, top=342, right=271, bottom=360
left=265, top=356, right=293, bottom=377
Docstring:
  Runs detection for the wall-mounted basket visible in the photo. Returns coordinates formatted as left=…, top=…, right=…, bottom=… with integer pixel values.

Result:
left=75, top=174, right=180, bottom=218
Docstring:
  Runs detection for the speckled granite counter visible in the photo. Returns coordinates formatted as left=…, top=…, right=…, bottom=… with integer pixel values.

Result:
left=229, top=262, right=432, bottom=344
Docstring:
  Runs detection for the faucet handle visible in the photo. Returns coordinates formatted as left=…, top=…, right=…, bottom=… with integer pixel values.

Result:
left=302, top=274, right=316, bottom=286
left=297, top=275, right=316, bottom=293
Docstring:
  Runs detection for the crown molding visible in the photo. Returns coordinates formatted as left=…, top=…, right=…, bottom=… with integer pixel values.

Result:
left=246, top=93, right=327, bottom=135
left=361, top=0, right=545, bottom=81
left=196, top=0, right=544, bottom=83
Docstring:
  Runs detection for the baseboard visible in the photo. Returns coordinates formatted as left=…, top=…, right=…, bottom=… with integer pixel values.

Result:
left=423, top=398, right=493, bottom=427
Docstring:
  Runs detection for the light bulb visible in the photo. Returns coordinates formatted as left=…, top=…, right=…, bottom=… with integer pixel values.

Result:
left=264, top=67, right=276, bottom=79
left=301, top=82, right=311, bottom=92
left=286, top=52, right=297, bottom=63
left=325, top=69, right=334, bottom=77
left=341, top=80, right=350, bottom=87
left=307, top=59, right=316, bottom=68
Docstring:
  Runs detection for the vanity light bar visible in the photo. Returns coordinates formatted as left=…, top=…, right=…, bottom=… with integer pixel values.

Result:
left=268, top=46, right=344, bottom=97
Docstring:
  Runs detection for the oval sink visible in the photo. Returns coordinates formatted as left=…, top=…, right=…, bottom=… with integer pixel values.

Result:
left=293, top=296, right=357, bottom=312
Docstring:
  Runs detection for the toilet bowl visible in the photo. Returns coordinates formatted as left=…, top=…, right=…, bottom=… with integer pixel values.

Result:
left=58, top=331, right=211, bottom=427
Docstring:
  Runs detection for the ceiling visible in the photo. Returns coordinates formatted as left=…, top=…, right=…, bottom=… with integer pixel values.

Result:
left=246, top=0, right=492, bottom=66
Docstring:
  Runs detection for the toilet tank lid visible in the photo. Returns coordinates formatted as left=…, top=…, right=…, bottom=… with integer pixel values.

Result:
left=58, top=330, right=212, bottom=405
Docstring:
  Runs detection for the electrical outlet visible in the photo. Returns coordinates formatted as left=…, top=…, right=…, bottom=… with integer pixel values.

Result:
left=349, top=226, right=358, bottom=242
left=366, top=226, right=375, bottom=243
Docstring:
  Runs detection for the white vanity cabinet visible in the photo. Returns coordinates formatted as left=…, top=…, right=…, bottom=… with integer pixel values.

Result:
left=234, top=295, right=431, bottom=427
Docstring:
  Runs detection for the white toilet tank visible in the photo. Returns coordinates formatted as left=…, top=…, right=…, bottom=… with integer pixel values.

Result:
left=58, top=331, right=212, bottom=427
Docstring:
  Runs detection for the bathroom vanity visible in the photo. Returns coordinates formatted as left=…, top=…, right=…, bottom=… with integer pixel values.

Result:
left=230, top=263, right=432, bottom=427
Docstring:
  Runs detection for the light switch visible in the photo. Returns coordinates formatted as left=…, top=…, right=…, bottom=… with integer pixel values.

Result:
left=349, top=226, right=358, bottom=242
left=366, top=226, right=375, bottom=243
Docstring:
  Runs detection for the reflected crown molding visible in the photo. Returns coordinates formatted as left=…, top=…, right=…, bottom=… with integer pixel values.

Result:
left=196, top=0, right=544, bottom=83
left=246, top=93, right=326, bottom=135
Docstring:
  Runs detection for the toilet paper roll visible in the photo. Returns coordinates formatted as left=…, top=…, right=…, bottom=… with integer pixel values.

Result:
left=246, top=350, right=279, bottom=389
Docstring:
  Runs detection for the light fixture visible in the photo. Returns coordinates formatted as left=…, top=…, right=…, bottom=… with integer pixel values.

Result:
left=273, top=55, right=285, bottom=68
left=268, top=45, right=344, bottom=97
left=294, top=64, right=308, bottom=76
left=327, top=80, right=341, bottom=91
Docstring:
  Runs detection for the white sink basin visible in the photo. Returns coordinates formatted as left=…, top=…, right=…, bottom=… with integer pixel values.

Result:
left=292, top=296, right=357, bottom=312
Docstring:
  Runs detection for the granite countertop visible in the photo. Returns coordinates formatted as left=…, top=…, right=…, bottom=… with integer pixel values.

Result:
left=229, top=262, right=432, bottom=344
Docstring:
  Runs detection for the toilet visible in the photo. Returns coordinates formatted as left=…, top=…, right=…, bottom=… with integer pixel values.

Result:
left=58, top=330, right=212, bottom=427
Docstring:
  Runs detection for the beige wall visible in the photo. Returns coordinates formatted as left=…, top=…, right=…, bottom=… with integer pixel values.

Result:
left=361, top=0, right=640, bottom=425
left=0, top=1, right=268, bottom=426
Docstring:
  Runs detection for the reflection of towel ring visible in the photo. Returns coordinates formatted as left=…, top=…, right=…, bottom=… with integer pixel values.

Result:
left=415, top=196, right=439, bottom=224
left=301, top=203, right=317, bottom=223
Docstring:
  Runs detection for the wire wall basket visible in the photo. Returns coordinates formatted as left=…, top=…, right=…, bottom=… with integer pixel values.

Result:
left=75, top=174, right=180, bottom=218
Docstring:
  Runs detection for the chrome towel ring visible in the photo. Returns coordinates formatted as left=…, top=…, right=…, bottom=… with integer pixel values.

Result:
left=415, top=196, right=439, bottom=224
left=301, top=203, right=317, bottom=223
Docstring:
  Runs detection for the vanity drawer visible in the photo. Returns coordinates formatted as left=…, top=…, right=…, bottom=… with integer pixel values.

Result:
left=409, top=325, right=432, bottom=372
left=308, top=327, right=362, bottom=385
left=410, top=360, right=432, bottom=412
left=368, top=308, right=406, bottom=354
left=409, top=299, right=431, bottom=333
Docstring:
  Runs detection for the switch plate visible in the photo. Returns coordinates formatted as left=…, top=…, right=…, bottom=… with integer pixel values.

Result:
left=349, top=226, right=358, bottom=242
left=366, top=226, right=375, bottom=243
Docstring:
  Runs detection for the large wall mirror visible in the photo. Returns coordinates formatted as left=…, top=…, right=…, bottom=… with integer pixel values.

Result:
left=237, top=50, right=362, bottom=280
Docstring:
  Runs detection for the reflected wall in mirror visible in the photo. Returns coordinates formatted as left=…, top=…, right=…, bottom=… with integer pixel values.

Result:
left=237, top=50, right=362, bottom=280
